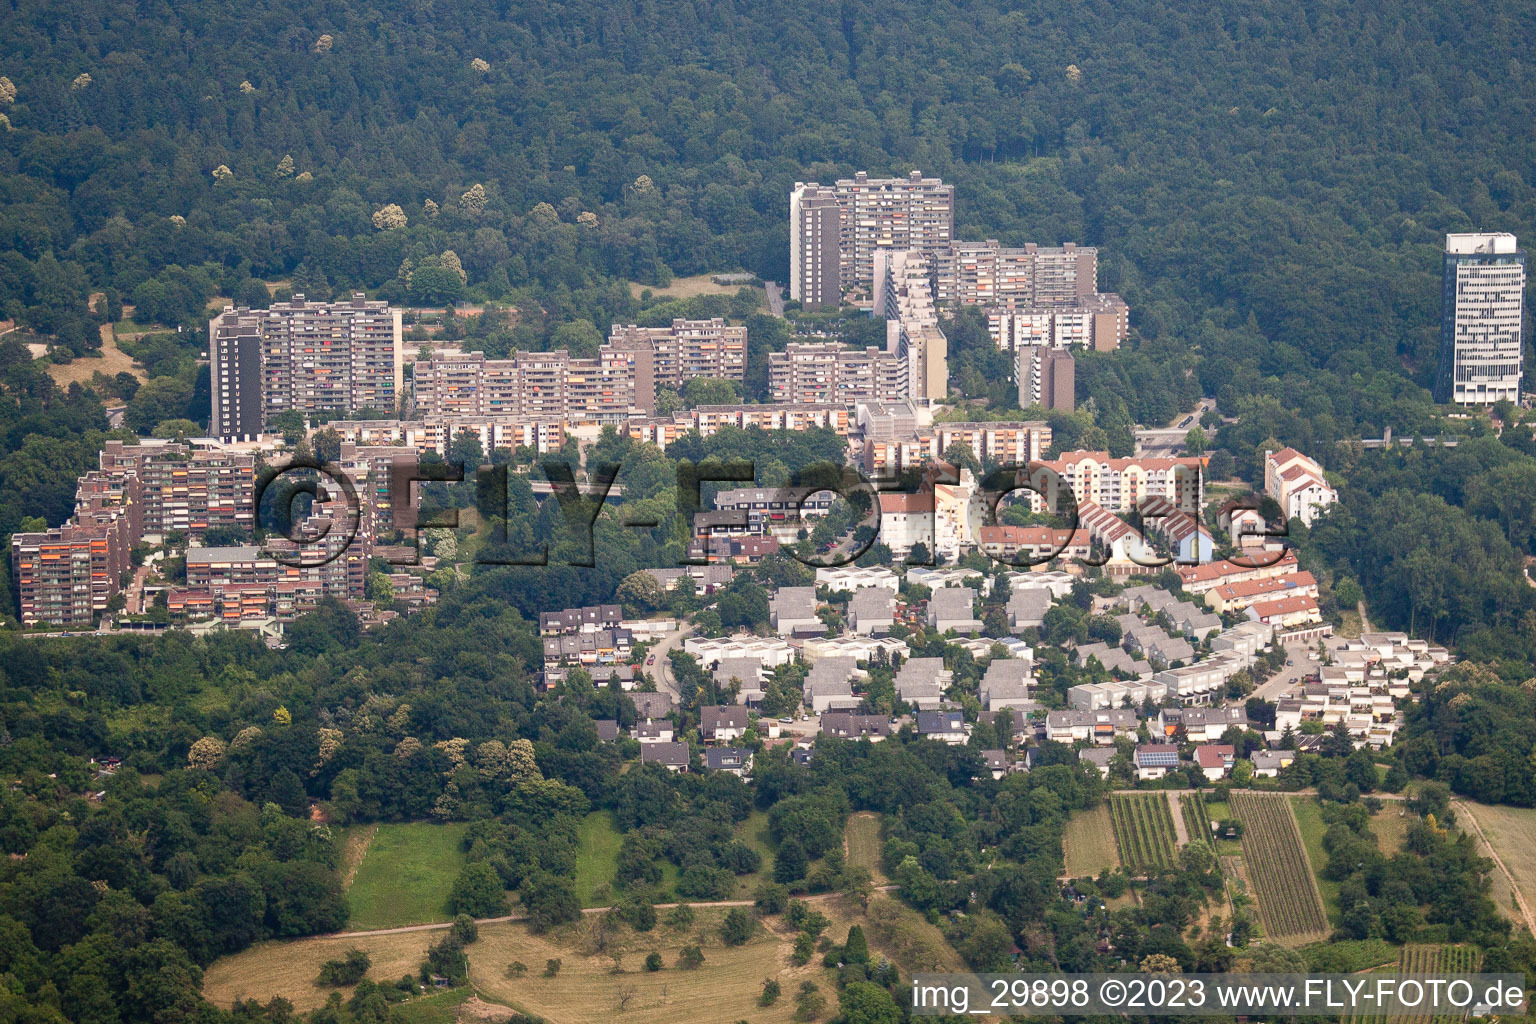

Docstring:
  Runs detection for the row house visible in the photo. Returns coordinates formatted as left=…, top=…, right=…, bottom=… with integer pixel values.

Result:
left=1043, top=709, right=1139, bottom=746
left=1207, top=571, right=1319, bottom=614
left=684, top=634, right=796, bottom=670
left=538, top=604, right=623, bottom=635
left=1176, top=549, right=1300, bottom=595
left=540, top=628, right=632, bottom=667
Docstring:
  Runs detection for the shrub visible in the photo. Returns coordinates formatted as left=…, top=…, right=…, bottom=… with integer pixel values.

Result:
left=543, top=958, right=562, bottom=978
left=318, top=948, right=371, bottom=986
left=677, top=945, right=705, bottom=969
left=721, top=907, right=754, bottom=946
left=451, top=914, right=479, bottom=944
left=754, top=882, right=789, bottom=914
left=644, top=952, right=663, bottom=972
left=760, top=979, right=782, bottom=1006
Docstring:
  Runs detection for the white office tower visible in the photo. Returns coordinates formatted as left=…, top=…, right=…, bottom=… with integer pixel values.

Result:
left=1436, top=233, right=1526, bottom=406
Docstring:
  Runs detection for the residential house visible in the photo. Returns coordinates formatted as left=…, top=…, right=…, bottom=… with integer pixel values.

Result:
left=916, top=710, right=968, bottom=744
left=1250, top=749, right=1294, bottom=778
left=642, top=742, right=691, bottom=772
left=636, top=720, right=676, bottom=744
left=849, top=588, right=897, bottom=635
left=705, top=748, right=753, bottom=776
left=815, top=566, right=899, bottom=592
left=701, top=706, right=751, bottom=744
left=895, top=657, right=952, bottom=709
left=1007, top=588, right=1053, bottom=631
left=928, top=587, right=982, bottom=633
left=1193, top=744, right=1236, bottom=781
left=771, top=586, right=822, bottom=636
left=1079, top=747, right=1116, bottom=778
left=804, top=657, right=861, bottom=713
left=631, top=692, right=673, bottom=720
left=1043, top=709, right=1139, bottom=745
left=820, top=713, right=893, bottom=741
left=1156, top=706, right=1250, bottom=744
left=1133, top=744, right=1182, bottom=781
left=981, top=660, right=1036, bottom=711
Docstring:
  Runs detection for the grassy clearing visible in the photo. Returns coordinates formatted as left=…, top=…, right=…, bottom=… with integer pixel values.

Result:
left=627, top=273, right=755, bottom=302
left=1366, top=803, right=1412, bottom=853
left=348, top=822, right=469, bottom=930
left=388, top=990, right=475, bottom=1024
left=734, top=809, right=777, bottom=894
left=1062, top=805, right=1119, bottom=878
left=573, top=812, right=623, bottom=908
left=844, top=812, right=885, bottom=882
left=45, top=323, right=148, bottom=388
left=1289, top=797, right=1341, bottom=926
left=203, top=930, right=436, bottom=1008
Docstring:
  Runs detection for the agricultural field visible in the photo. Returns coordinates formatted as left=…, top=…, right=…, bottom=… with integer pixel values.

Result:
left=844, top=812, right=885, bottom=882
left=1343, top=944, right=1483, bottom=1024
left=347, top=822, right=470, bottom=929
left=1108, top=793, right=1179, bottom=874
left=1229, top=793, right=1329, bottom=944
left=1180, top=793, right=1214, bottom=845
left=1062, top=804, right=1120, bottom=878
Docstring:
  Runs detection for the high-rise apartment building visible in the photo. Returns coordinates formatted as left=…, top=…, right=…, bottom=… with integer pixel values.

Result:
left=789, top=184, right=843, bottom=309
left=1435, top=233, right=1526, bottom=406
left=210, top=294, right=403, bottom=437
left=1017, top=345, right=1076, bottom=411
left=97, top=440, right=256, bottom=539
left=933, top=240, right=1098, bottom=308
left=874, top=249, right=948, bottom=401
left=988, top=294, right=1129, bottom=353
left=790, top=171, right=954, bottom=307
left=413, top=348, right=645, bottom=421
left=607, top=318, right=747, bottom=389
left=767, top=343, right=908, bottom=404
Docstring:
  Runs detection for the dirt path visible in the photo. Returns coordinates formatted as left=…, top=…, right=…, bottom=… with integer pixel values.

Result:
left=1167, top=791, right=1190, bottom=846
left=323, top=887, right=898, bottom=940
left=1454, top=801, right=1536, bottom=937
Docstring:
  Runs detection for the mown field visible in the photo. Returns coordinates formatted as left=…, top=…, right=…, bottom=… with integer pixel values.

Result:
left=204, top=894, right=959, bottom=1022
left=1062, top=804, right=1119, bottom=878
left=573, top=812, right=624, bottom=907
left=844, top=812, right=885, bottom=882
left=1229, top=792, right=1329, bottom=944
left=347, top=822, right=470, bottom=929
left=1108, top=793, right=1179, bottom=874
left=203, top=928, right=438, bottom=1007
left=1452, top=800, right=1536, bottom=928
